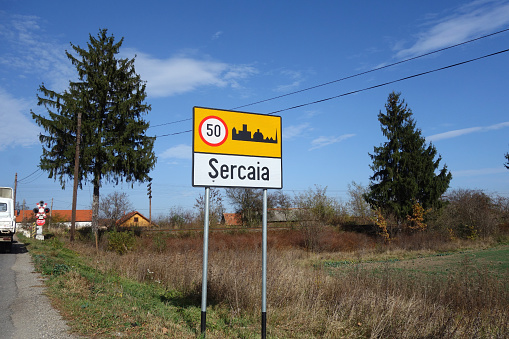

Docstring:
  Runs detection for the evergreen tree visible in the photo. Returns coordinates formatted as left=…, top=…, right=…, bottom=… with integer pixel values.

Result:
left=31, top=29, right=156, bottom=235
left=364, top=92, right=452, bottom=226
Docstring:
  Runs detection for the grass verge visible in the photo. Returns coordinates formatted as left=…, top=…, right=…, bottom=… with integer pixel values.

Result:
left=19, top=234, right=262, bottom=338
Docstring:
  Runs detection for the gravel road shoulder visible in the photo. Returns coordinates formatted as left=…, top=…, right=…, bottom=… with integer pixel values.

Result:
left=10, top=240, right=80, bottom=339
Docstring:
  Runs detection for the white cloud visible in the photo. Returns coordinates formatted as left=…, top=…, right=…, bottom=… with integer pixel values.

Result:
left=485, top=121, right=509, bottom=130
left=212, top=31, right=223, bottom=40
left=302, top=110, right=320, bottom=119
left=396, top=0, right=509, bottom=58
left=427, top=121, right=509, bottom=142
left=275, top=69, right=304, bottom=92
left=0, top=14, right=75, bottom=92
left=159, top=144, right=192, bottom=159
left=129, top=51, right=257, bottom=97
left=309, top=134, right=355, bottom=151
left=453, top=167, right=507, bottom=177
left=1, top=14, right=256, bottom=98
left=0, top=88, right=40, bottom=150
left=283, top=123, right=310, bottom=140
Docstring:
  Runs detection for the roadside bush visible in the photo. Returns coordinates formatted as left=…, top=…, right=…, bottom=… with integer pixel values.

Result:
left=293, top=186, right=349, bottom=251
left=156, top=207, right=196, bottom=229
left=294, top=185, right=347, bottom=226
left=107, top=230, right=136, bottom=255
left=432, top=189, right=499, bottom=238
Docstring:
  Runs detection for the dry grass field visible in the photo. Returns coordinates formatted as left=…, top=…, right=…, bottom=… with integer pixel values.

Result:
left=34, top=227, right=504, bottom=338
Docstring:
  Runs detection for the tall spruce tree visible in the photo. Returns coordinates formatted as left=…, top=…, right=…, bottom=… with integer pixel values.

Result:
left=31, top=29, right=156, bottom=236
left=364, top=92, right=452, bottom=226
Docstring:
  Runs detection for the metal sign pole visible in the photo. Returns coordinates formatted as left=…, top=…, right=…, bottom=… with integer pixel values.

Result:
left=201, top=187, right=211, bottom=336
left=261, top=189, right=267, bottom=338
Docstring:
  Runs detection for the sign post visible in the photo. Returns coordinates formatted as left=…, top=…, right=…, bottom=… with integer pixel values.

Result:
left=261, top=189, right=268, bottom=338
left=200, top=187, right=210, bottom=334
left=193, top=107, right=282, bottom=338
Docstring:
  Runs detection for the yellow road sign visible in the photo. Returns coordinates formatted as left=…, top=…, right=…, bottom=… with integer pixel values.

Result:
left=193, top=107, right=281, bottom=158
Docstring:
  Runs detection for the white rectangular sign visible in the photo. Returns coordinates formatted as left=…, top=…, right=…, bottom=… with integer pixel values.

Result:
left=193, top=153, right=282, bottom=188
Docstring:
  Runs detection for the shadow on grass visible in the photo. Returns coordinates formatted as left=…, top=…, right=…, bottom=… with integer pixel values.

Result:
left=160, top=289, right=202, bottom=309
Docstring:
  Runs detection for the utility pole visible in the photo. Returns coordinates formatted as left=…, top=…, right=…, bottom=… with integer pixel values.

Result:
left=49, top=198, right=53, bottom=228
left=13, top=173, right=17, bottom=210
left=147, top=178, right=152, bottom=226
left=71, top=112, right=82, bottom=242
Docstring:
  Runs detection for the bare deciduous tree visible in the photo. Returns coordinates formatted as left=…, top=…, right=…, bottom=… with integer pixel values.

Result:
left=99, top=191, right=133, bottom=228
left=194, top=188, right=225, bottom=226
left=347, top=181, right=372, bottom=220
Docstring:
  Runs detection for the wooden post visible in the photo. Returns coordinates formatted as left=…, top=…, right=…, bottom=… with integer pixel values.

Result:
left=71, top=112, right=82, bottom=242
left=13, top=173, right=17, bottom=210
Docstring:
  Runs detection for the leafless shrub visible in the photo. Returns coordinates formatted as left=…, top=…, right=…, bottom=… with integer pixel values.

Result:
left=432, top=189, right=500, bottom=238
left=155, top=207, right=197, bottom=229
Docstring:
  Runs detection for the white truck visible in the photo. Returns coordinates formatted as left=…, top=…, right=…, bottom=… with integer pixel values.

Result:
left=0, top=187, right=16, bottom=251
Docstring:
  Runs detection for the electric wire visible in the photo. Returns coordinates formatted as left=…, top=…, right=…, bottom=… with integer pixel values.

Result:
left=153, top=47, right=509, bottom=138
left=17, top=169, right=41, bottom=183
left=150, top=28, right=509, bottom=137
left=233, top=28, right=509, bottom=110
left=155, top=129, right=193, bottom=138
left=268, top=48, right=509, bottom=114
left=18, top=172, right=45, bottom=185
left=149, top=118, right=191, bottom=128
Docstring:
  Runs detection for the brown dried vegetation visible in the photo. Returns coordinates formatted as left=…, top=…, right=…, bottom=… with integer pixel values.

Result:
left=60, top=226, right=509, bottom=338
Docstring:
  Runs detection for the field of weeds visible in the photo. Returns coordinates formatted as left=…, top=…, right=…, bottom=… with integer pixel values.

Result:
left=22, top=229, right=509, bottom=338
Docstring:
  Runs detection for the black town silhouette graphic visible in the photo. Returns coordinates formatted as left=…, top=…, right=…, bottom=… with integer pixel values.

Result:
left=231, top=124, right=278, bottom=144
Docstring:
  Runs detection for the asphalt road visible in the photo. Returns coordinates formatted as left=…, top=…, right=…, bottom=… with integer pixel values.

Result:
left=0, top=237, right=78, bottom=339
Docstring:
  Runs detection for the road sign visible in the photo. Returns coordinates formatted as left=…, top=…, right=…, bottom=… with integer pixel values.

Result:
left=36, top=219, right=45, bottom=226
left=193, top=107, right=282, bottom=188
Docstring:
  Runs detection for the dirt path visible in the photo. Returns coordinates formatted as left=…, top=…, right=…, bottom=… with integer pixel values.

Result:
left=10, top=239, right=79, bottom=338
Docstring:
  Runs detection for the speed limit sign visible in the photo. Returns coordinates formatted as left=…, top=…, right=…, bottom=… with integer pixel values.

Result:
left=193, top=106, right=282, bottom=188
left=198, top=116, right=228, bottom=147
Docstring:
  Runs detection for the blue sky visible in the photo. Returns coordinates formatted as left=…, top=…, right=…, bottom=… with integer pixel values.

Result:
left=1, top=0, right=508, bottom=216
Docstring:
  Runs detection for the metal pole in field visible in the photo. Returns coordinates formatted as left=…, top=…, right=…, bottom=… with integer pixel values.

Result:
left=201, top=187, right=211, bottom=336
left=261, top=189, right=268, bottom=339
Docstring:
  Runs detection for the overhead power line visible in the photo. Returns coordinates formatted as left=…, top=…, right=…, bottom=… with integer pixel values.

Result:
left=18, top=171, right=44, bottom=185
left=18, top=169, right=41, bottom=183
left=149, top=118, right=191, bottom=129
left=268, top=48, right=509, bottom=114
left=154, top=47, right=509, bottom=138
left=155, top=129, right=193, bottom=138
left=234, top=28, right=509, bottom=110
left=150, top=28, right=509, bottom=137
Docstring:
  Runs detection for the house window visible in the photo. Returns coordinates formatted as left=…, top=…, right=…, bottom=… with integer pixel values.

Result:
left=134, top=217, right=139, bottom=223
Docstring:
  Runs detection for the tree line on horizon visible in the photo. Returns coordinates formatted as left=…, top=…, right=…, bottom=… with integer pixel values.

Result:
left=30, top=29, right=509, bottom=243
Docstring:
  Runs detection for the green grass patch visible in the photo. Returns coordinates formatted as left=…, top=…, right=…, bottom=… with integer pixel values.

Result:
left=323, top=244, right=509, bottom=278
left=18, top=234, right=263, bottom=338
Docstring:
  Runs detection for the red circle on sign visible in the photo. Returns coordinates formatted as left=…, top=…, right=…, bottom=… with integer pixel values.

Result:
left=36, top=219, right=45, bottom=226
left=199, top=116, right=228, bottom=147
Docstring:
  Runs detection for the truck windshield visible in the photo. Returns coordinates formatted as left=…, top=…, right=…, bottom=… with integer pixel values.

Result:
left=0, top=203, right=7, bottom=212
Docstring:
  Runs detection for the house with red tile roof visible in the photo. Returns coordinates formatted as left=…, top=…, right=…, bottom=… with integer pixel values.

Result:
left=221, top=209, right=302, bottom=227
left=16, top=210, right=92, bottom=228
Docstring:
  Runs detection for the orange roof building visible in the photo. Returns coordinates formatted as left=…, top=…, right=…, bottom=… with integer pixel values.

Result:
left=16, top=210, right=92, bottom=228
